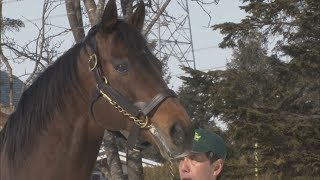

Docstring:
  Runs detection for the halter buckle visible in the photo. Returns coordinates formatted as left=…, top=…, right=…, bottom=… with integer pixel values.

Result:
left=89, top=54, right=98, bottom=71
left=138, top=116, right=150, bottom=128
left=102, top=76, right=108, bottom=84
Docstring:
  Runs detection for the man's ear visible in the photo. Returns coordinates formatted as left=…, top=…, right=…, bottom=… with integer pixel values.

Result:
left=212, top=159, right=224, bottom=176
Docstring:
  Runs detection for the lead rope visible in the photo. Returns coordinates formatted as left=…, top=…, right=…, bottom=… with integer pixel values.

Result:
left=169, top=160, right=174, bottom=180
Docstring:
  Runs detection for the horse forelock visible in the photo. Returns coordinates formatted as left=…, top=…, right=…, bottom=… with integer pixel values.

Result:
left=112, top=20, right=163, bottom=75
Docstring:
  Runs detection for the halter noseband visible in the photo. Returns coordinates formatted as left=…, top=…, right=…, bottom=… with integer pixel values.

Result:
left=86, top=28, right=177, bottom=150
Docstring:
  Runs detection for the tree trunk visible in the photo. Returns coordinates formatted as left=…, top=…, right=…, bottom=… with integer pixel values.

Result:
left=99, top=131, right=125, bottom=180
left=127, top=149, right=143, bottom=180
left=83, top=0, right=105, bottom=25
left=65, top=0, right=85, bottom=43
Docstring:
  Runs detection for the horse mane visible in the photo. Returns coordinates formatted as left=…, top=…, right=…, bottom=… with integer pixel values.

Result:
left=0, top=42, right=84, bottom=162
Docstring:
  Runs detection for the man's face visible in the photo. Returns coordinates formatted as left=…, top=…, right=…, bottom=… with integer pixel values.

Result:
left=179, top=152, right=216, bottom=180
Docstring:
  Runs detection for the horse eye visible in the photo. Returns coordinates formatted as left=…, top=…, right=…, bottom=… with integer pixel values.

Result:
left=115, top=63, right=128, bottom=73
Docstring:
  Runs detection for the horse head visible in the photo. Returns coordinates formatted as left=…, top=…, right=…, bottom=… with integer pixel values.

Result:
left=80, top=0, right=193, bottom=159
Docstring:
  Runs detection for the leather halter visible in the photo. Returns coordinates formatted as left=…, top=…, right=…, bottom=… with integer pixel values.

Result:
left=86, top=25, right=177, bottom=150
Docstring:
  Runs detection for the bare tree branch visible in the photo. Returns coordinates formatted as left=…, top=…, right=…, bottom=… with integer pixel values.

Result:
left=27, top=0, right=50, bottom=86
left=191, top=0, right=219, bottom=5
left=1, top=0, right=68, bottom=89
left=190, top=0, right=220, bottom=27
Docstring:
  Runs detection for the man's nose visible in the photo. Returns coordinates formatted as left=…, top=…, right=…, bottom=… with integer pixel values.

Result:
left=179, top=158, right=190, bottom=172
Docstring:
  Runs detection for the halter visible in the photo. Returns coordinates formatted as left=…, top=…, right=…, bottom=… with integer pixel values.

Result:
left=86, top=26, right=177, bottom=150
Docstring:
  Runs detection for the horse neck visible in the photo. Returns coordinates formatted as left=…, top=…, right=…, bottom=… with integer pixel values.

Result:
left=1, top=46, right=105, bottom=180
left=30, top=89, right=105, bottom=179
left=27, top=47, right=107, bottom=179
left=36, top=44, right=105, bottom=158
left=5, top=112, right=105, bottom=180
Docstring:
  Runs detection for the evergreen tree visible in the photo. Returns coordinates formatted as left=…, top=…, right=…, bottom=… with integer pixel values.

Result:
left=177, top=0, right=320, bottom=177
left=213, top=0, right=320, bottom=116
left=179, top=29, right=319, bottom=178
left=212, top=0, right=320, bottom=177
left=178, top=67, right=217, bottom=128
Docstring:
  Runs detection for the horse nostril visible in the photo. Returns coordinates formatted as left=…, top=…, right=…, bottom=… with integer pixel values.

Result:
left=170, top=122, right=186, bottom=146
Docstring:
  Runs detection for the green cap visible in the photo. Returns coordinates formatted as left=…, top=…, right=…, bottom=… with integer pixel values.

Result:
left=192, top=129, right=227, bottom=160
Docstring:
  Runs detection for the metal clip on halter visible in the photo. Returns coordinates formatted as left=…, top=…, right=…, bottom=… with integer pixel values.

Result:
left=89, top=54, right=98, bottom=71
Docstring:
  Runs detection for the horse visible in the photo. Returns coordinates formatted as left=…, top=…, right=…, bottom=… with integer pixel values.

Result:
left=0, top=1, right=193, bottom=179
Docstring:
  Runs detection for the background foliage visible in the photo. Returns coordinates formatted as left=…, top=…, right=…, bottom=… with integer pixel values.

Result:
left=176, top=0, right=320, bottom=178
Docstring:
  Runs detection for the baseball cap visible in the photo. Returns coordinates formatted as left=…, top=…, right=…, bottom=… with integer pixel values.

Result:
left=191, top=128, right=227, bottom=160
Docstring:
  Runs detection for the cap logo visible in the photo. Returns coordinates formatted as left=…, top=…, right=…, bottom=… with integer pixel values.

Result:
left=194, top=132, right=201, bottom=141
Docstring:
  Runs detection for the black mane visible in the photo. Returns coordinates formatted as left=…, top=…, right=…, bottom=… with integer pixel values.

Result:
left=0, top=42, right=83, bottom=162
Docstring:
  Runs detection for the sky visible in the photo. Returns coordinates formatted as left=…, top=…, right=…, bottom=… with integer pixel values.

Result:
left=170, top=0, right=246, bottom=89
left=2, top=0, right=246, bottom=90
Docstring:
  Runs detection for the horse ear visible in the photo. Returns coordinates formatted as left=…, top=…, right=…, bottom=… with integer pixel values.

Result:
left=127, top=1, right=145, bottom=31
left=101, top=0, right=118, bottom=31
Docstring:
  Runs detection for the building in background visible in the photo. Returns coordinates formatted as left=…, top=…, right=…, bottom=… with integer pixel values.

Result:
left=92, top=151, right=162, bottom=180
left=0, top=70, right=24, bottom=109
left=0, top=70, right=24, bottom=127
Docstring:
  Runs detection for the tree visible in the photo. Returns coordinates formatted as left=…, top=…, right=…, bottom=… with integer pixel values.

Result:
left=212, top=0, right=320, bottom=117
left=212, top=0, right=320, bottom=177
left=178, top=66, right=218, bottom=128
left=215, top=34, right=289, bottom=178
left=178, top=0, right=319, bottom=177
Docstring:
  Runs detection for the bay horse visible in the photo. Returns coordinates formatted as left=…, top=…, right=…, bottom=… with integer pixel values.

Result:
left=0, top=0, right=193, bottom=179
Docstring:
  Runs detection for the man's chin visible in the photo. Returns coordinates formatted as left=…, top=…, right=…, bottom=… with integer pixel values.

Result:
left=180, top=177, right=192, bottom=180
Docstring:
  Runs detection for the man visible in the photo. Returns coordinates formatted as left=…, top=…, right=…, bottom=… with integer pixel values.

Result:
left=179, top=128, right=227, bottom=180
